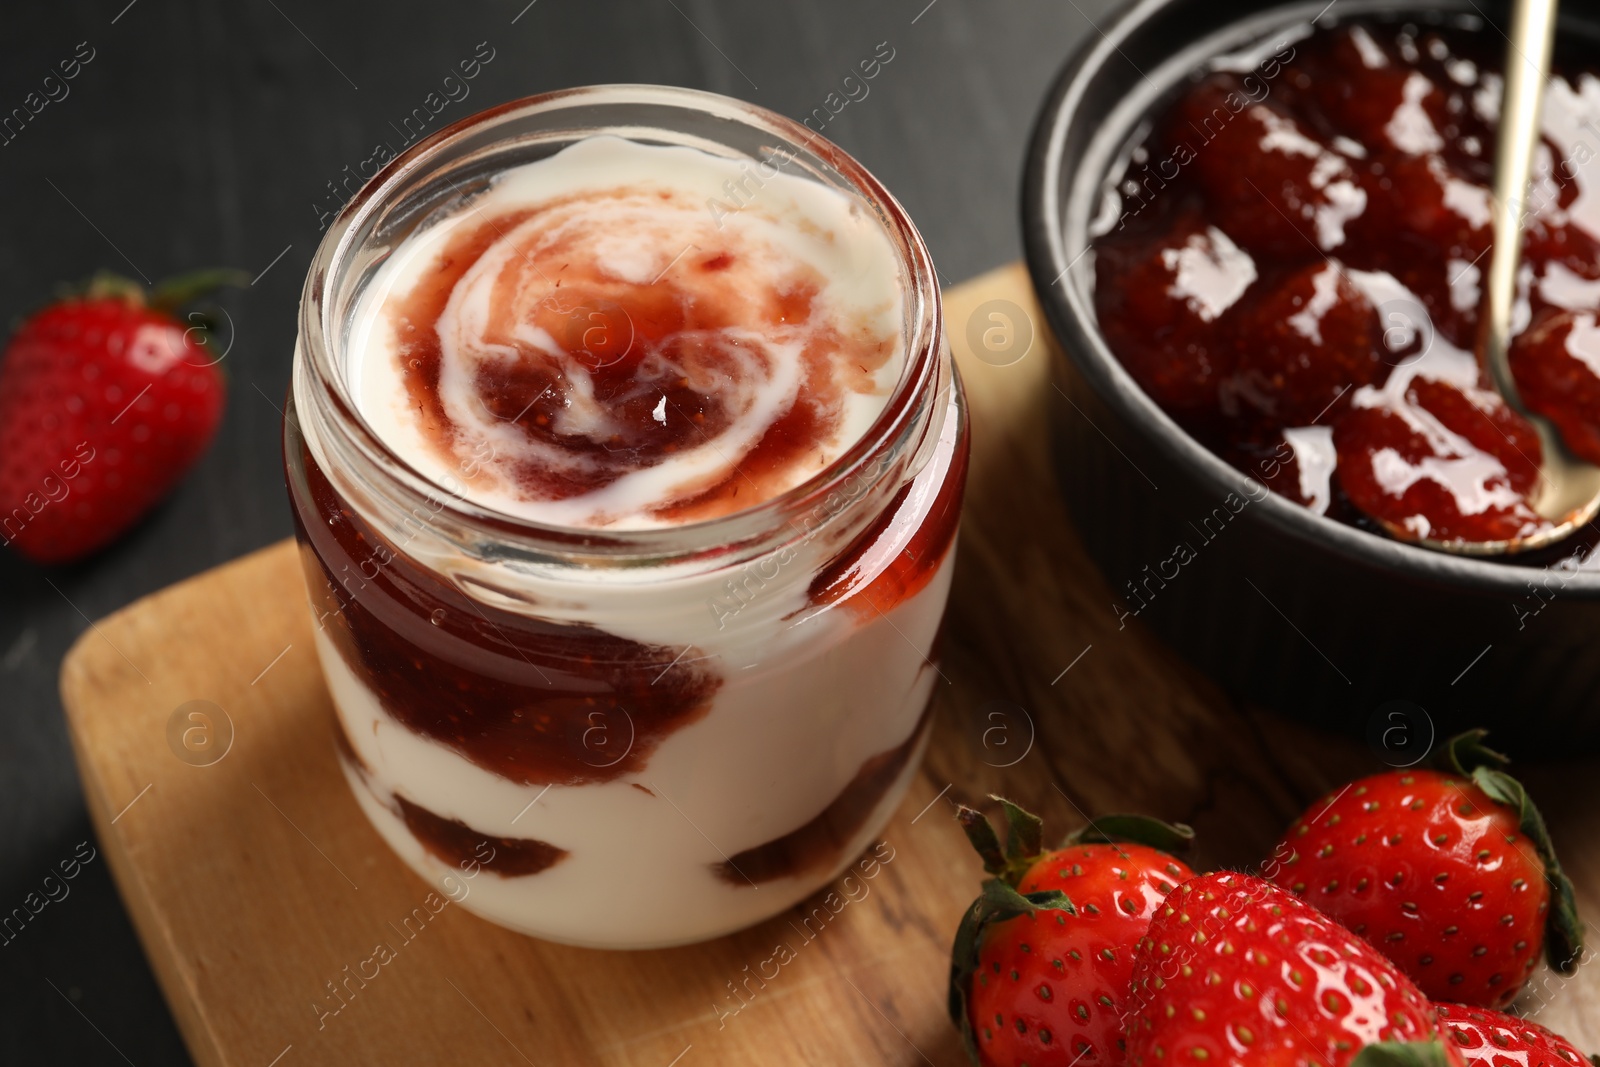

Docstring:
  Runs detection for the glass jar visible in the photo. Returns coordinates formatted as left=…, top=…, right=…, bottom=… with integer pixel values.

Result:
left=284, top=85, right=967, bottom=949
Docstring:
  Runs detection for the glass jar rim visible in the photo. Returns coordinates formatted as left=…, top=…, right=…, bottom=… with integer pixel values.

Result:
left=297, top=83, right=945, bottom=562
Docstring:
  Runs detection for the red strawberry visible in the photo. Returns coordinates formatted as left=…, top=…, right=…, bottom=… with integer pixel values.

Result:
left=1126, top=871, right=1465, bottom=1067
left=0, top=271, right=240, bottom=564
left=1435, top=1004, right=1596, bottom=1067
left=1265, top=731, right=1583, bottom=1009
left=949, top=798, right=1197, bottom=1067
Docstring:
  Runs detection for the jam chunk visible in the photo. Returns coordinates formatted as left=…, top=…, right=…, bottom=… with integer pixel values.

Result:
left=1296, top=26, right=1456, bottom=156
left=1347, top=154, right=1493, bottom=351
left=1333, top=375, right=1548, bottom=543
left=1223, top=261, right=1386, bottom=428
left=1512, top=309, right=1600, bottom=465
left=1094, top=212, right=1252, bottom=421
left=1180, top=74, right=1367, bottom=256
left=1226, top=429, right=1340, bottom=516
left=1525, top=216, right=1600, bottom=315
left=1355, top=152, right=1491, bottom=262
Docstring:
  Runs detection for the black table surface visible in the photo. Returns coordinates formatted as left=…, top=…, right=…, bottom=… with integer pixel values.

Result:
left=0, top=0, right=1117, bottom=1061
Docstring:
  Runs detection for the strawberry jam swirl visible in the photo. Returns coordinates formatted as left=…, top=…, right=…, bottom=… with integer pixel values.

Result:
left=352, top=136, right=906, bottom=528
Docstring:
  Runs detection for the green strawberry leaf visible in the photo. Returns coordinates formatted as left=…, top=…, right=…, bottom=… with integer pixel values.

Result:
left=147, top=268, right=252, bottom=313
left=59, top=268, right=250, bottom=312
left=1469, top=765, right=1584, bottom=974
left=957, top=797, right=1046, bottom=885
left=947, top=877, right=1075, bottom=1066
left=1435, top=729, right=1583, bottom=975
left=1351, top=1039, right=1457, bottom=1067
left=960, top=799, right=1196, bottom=887
left=998, top=796, right=1044, bottom=867
left=1435, top=729, right=1511, bottom=777
left=956, top=804, right=1007, bottom=877
left=1066, top=813, right=1196, bottom=854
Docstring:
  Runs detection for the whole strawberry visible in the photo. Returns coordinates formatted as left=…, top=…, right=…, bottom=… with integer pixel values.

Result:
left=949, top=797, right=1196, bottom=1067
left=0, top=271, right=240, bottom=564
left=1126, top=871, right=1464, bottom=1067
left=1265, top=731, right=1582, bottom=1008
left=1435, top=1003, right=1596, bottom=1067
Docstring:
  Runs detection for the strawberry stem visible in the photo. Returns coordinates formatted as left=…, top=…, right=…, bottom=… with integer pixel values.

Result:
left=57, top=268, right=248, bottom=317
left=956, top=798, right=1045, bottom=885
left=1435, top=729, right=1510, bottom=776
left=147, top=268, right=251, bottom=313
left=956, top=805, right=1007, bottom=877
left=998, top=797, right=1044, bottom=865
left=959, top=797, right=1195, bottom=887
left=960, top=799, right=1049, bottom=883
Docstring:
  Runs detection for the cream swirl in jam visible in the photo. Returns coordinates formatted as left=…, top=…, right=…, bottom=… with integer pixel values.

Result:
left=349, top=136, right=906, bottom=528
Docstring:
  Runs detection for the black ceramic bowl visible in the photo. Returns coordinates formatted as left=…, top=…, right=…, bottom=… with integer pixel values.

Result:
left=1023, top=0, right=1600, bottom=750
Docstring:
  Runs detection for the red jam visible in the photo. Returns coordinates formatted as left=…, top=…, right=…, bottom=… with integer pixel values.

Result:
left=714, top=703, right=933, bottom=885
left=290, top=403, right=967, bottom=880
left=808, top=386, right=969, bottom=616
left=1092, top=17, right=1600, bottom=550
left=294, top=437, right=721, bottom=790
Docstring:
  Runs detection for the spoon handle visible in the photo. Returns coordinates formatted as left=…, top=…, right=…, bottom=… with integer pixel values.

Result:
left=1480, top=0, right=1559, bottom=412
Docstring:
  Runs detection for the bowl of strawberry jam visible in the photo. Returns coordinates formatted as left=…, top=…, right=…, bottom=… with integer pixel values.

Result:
left=286, top=86, right=967, bottom=948
left=1025, top=0, right=1600, bottom=746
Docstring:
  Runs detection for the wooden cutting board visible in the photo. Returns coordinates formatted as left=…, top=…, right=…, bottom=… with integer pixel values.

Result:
left=59, top=263, right=1600, bottom=1067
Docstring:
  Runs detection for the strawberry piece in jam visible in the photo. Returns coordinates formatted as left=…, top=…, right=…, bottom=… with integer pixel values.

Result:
left=1524, top=217, right=1600, bottom=306
left=1354, top=153, right=1491, bottom=262
left=1340, top=153, right=1495, bottom=349
left=1223, top=261, right=1386, bottom=428
left=1332, top=376, right=1549, bottom=543
left=1511, top=309, right=1600, bottom=465
left=1373, top=245, right=1478, bottom=351
left=1094, top=212, right=1252, bottom=422
left=1297, top=27, right=1453, bottom=156
left=1179, top=74, right=1367, bottom=257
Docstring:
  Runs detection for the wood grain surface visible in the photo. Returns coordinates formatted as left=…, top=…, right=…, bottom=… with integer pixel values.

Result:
left=58, top=264, right=1600, bottom=1066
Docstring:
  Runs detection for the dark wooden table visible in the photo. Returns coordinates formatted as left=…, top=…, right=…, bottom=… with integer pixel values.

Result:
left=0, top=0, right=1116, bottom=1061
